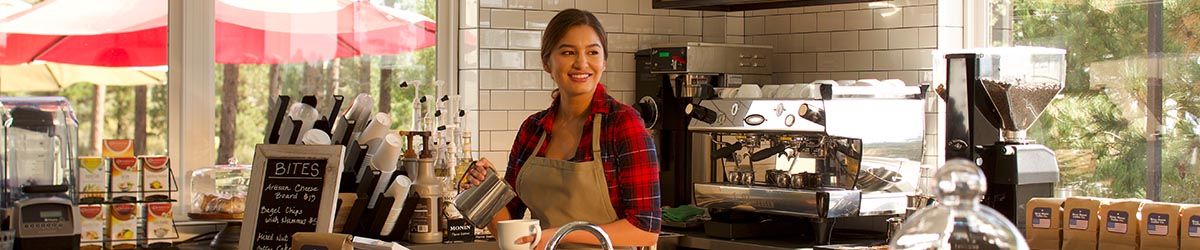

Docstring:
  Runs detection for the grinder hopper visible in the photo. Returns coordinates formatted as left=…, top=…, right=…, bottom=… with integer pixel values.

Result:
left=938, top=47, right=1066, bottom=143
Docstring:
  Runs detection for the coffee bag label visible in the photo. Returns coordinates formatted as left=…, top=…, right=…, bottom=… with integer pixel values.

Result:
left=1190, top=215, right=1200, bottom=238
left=1146, top=213, right=1169, bottom=236
left=1070, top=208, right=1091, bottom=230
left=1032, top=207, right=1053, bottom=229
left=1106, top=211, right=1129, bottom=233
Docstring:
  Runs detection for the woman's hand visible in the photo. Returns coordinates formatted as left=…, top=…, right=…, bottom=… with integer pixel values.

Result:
left=516, top=227, right=557, bottom=250
left=459, top=157, right=496, bottom=190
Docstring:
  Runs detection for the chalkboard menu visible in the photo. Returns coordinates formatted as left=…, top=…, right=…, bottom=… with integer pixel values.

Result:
left=240, top=145, right=344, bottom=250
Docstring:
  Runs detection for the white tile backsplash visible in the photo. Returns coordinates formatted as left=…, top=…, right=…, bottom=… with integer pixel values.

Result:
left=543, top=0, right=574, bottom=11
left=874, top=7, right=904, bottom=29
left=608, top=33, right=639, bottom=53
left=480, top=50, right=492, bottom=68
left=526, top=10, right=555, bottom=30
left=595, top=13, right=624, bottom=33
left=765, top=15, right=792, bottom=34
left=844, top=51, right=873, bottom=71
left=491, top=9, right=526, bottom=29
left=624, top=15, right=655, bottom=34
left=480, top=9, right=491, bottom=27
left=480, top=29, right=508, bottom=49
left=889, top=28, right=919, bottom=49
left=614, top=53, right=634, bottom=72
left=491, top=50, right=526, bottom=69
left=479, top=111, right=508, bottom=130
left=903, top=49, right=933, bottom=70
left=490, top=131, right=518, bottom=151
left=817, top=52, right=845, bottom=72
left=830, top=31, right=859, bottom=51
left=481, top=70, right=509, bottom=89
left=509, top=0, right=541, bottom=9
left=509, top=70, right=543, bottom=89
left=816, top=12, right=845, bottom=32
left=904, top=5, right=936, bottom=27
left=480, top=0, right=505, bottom=8
left=525, top=51, right=542, bottom=70
left=918, top=27, right=937, bottom=48
left=802, top=33, right=831, bottom=52
left=654, top=16, right=684, bottom=35
left=685, top=17, right=703, bottom=36
left=791, top=14, right=816, bottom=33
left=524, top=91, right=553, bottom=109
left=745, top=16, right=764, bottom=35
left=792, top=53, right=817, bottom=72
left=604, top=72, right=635, bottom=91
left=844, top=10, right=872, bottom=30
left=873, top=50, right=903, bottom=70
left=575, top=0, right=607, bottom=12
left=609, top=0, right=638, bottom=14
left=508, top=111, right=530, bottom=130
left=859, top=30, right=888, bottom=49
left=490, top=91, right=526, bottom=110
left=509, top=30, right=541, bottom=49
left=638, top=34, right=669, bottom=50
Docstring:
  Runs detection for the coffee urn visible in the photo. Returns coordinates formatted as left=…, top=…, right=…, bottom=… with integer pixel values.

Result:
left=940, top=47, right=1065, bottom=229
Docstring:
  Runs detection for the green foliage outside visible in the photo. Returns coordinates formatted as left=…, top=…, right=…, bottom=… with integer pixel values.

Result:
left=1014, top=0, right=1200, bottom=202
left=215, top=0, right=438, bottom=163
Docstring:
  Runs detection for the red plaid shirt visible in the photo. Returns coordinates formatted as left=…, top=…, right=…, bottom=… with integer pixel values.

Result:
left=503, top=84, right=662, bottom=233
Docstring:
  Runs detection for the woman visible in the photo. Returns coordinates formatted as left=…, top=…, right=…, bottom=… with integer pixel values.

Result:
left=461, top=8, right=662, bottom=249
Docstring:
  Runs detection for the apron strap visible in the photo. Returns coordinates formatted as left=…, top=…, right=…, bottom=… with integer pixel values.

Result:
left=591, top=114, right=604, bottom=161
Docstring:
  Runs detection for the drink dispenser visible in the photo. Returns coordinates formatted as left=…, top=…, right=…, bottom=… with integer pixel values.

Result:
left=1, top=97, right=80, bottom=205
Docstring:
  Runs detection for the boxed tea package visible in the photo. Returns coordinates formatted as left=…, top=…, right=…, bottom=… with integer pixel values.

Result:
left=1063, top=197, right=1104, bottom=250
left=1026, top=197, right=1066, bottom=249
left=140, top=156, right=171, bottom=201
left=102, top=139, right=134, bottom=157
left=78, top=157, right=107, bottom=203
left=79, top=204, right=106, bottom=250
left=110, top=157, right=140, bottom=201
left=1182, top=205, right=1200, bottom=250
left=108, top=203, right=140, bottom=250
left=145, top=202, right=178, bottom=245
left=1099, top=199, right=1143, bottom=250
left=1139, top=202, right=1181, bottom=250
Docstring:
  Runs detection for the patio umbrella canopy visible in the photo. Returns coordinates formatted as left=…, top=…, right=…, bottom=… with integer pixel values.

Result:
left=0, top=62, right=166, bottom=92
left=0, top=0, right=436, bottom=66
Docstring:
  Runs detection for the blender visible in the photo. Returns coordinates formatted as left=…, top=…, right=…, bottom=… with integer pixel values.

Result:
left=1, top=97, right=81, bottom=250
left=939, top=47, right=1066, bottom=229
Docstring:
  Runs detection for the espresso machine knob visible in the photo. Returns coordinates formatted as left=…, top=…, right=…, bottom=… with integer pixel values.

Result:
left=634, top=96, right=659, bottom=129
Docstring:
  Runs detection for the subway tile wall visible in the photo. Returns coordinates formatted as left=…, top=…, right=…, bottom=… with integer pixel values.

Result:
left=461, top=0, right=958, bottom=170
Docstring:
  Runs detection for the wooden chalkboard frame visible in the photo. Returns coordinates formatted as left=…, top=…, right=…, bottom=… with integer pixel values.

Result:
left=239, top=144, right=345, bottom=250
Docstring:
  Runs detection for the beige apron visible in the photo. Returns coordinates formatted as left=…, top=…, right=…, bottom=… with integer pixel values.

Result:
left=515, top=114, right=653, bottom=250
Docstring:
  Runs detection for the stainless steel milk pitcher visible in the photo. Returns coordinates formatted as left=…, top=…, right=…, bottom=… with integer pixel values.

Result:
left=453, top=166, right=516, bottom=228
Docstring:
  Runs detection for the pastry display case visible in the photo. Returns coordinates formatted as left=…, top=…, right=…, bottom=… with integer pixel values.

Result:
left=187, top=159, right=251, bottom=220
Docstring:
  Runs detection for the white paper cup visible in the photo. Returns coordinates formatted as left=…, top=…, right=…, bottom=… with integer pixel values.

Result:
left=497, top=219, right=542, bottom=250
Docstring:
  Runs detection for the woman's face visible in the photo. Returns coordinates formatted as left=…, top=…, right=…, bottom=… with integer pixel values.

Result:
left=543, top=25, right=606, bottom=98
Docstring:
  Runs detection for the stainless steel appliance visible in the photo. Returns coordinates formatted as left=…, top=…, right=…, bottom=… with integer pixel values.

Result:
left=634, top=42, right=772, bottom=207
left=939, top=47, right=1065, bottom=229
left=687, top=84, right=926, bottom=244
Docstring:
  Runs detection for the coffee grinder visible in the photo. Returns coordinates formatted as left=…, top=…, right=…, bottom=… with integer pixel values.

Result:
left=940, top=47, right=1065, bottom=229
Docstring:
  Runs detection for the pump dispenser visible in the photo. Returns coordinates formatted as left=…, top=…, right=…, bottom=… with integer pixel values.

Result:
left=408, top=132, right=443, bottom=243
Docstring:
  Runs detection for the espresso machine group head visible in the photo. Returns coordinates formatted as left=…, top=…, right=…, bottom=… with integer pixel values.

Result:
left=940, top=47, right=1066, bottom=229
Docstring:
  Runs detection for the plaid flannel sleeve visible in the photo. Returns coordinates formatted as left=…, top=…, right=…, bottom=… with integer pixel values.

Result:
left=607, top=107, right=663, bottom=233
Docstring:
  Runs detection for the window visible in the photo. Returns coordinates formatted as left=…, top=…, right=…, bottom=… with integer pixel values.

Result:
left=995, top=0, right=1200, bottom=202
left=213, top=0, right=439, bottom=163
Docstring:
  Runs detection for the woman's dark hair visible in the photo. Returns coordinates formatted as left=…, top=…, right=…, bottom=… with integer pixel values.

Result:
left=540, top=8, right=608, bottom=66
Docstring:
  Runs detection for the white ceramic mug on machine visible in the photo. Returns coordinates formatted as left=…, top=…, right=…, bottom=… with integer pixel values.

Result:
left=497, top=219, right=542, bottom=250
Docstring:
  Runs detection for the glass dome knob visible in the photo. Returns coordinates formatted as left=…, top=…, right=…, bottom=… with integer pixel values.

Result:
left=934, top=159, right=987, bottom=207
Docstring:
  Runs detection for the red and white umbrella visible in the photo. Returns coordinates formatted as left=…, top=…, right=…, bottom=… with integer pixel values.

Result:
left=0, top=0, right=436, bottom=66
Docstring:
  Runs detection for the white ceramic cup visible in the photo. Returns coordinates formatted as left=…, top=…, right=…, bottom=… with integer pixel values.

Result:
left=497, top=219, right=542, bottom=250
left=735, top=84, right=762, bottom=99
left=760, top=85, right=780, bottom=98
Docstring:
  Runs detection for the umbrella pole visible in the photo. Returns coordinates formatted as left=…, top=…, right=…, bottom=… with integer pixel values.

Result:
left=92, top=85, right=106, bottom=156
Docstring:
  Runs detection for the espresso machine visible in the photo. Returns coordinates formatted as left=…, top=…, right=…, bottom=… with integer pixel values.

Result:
left=634, top=43, right=773, bottom=207
left=939, top=47, right=1065, bottom=229
left=687, top=84, right=927, bottom=244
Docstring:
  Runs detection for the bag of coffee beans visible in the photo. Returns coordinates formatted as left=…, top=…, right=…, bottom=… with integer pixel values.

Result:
left=1063, top=197, right=1105, bottom=250
left=1099, top=199, right=1144, bottom=250
left=1139, top=202, right=1180, bottom=250
left=1026, top=197, right=1066, bottom=250
left=1181, top=205, right=1200, bottom=250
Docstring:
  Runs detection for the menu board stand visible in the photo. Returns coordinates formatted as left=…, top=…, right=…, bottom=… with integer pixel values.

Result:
left=239, top=144, right=345, bottom=250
